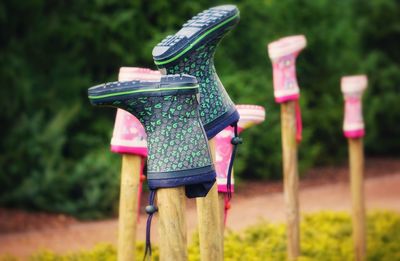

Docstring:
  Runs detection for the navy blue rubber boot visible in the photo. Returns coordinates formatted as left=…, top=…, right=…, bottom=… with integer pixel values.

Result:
left=88, top=74, right=216, bottom=198
left=153, top=5, right=240, bottom=139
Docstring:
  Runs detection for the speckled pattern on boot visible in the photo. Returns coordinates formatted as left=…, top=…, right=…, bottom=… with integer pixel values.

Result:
left=88, top=74, right=216, bottom=198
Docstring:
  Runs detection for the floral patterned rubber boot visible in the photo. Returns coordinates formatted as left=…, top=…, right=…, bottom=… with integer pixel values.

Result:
left=341, top=75, right=368, bottom=138
left=267, top=35, right=307, bottom=142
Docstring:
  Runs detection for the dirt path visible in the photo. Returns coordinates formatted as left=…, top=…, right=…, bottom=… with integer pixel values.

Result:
left=1, top=159, right=400, bottom=259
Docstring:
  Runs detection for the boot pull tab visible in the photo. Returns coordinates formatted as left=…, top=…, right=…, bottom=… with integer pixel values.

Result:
left=144, top=190, right=158, bottom=260
left=227, top=122, right=242, bottom=199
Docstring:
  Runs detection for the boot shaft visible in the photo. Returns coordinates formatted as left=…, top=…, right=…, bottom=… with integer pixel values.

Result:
left=341, top=75, right=368, bottom=138
left=267, top=35, right=307, bottom=103
left=153, top=5, right=240, bottom=138
left=122, top=94, right=212, bottom=173
left=89, top=75, right=215, bottom=195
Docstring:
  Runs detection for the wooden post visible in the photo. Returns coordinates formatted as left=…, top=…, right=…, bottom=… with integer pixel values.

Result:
left=157, top=186, right=188, bottom=261
left=196, top=139, right=224, bottom=261
left=348, top=138, right=366, bottom=261
left=280, top=102, right=300, bottom=260
left=118, top=154, right=141, bottom=261
left=341, top=74, right=368, bottom=261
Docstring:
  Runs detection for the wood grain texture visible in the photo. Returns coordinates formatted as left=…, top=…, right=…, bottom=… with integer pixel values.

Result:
left=157, top=186, right=188, bottom=261
left=348, top=138, right=366, bottom=261
left=118, top=154, right=141, bottom=261
left=280, top=102, right=300, bottom=260
left=196, top=139, right=224, bottom=261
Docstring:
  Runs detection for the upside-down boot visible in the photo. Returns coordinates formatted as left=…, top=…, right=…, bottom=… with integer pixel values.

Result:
left=341, top=75, right=368, bottom=138
left=268, top=35, right=307, bottom=142
left=89, top=74, right=215, bottom=196
left=215, top=105, right=265, bottom=224
left=89, top=74, right=216, bottom=257
left=152, top=5, right=240, bottom=139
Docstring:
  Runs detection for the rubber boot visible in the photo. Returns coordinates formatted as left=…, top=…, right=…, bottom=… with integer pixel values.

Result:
left=267, top=35, right=307, bottom=103
left=152, top=5, right=240, bottom=139
left=89, top=74, right=216, bottom=198
left=268, top=35, right=307, bottom=142
left=215, top=105, right=265, bottom=224
left=341, top=75, right=368, bottom=138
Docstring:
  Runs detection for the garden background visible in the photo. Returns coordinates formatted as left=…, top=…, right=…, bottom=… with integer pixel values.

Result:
left=1, top=0, right=399, bottom=219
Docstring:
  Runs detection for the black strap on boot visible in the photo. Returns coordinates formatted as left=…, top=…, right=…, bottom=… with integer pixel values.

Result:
left=143, top=190, right=157, bottom=260
left=226, top=122, right=242, bottom=199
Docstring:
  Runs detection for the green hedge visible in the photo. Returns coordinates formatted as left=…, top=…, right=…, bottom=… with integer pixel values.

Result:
left=1, top=0, right=400, bottom=218
left=1, top=211, right=399, bottom=260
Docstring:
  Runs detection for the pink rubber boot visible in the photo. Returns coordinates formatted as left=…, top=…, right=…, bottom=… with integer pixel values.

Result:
left=215, top=105, right=265, bottom=224
left=341, top=75, right=368, bottom=138
left=111, top=67, right=161, bottom=156
left=267, top=35, right=306, bottom=142
left=111, top=67, right=161, bottom=220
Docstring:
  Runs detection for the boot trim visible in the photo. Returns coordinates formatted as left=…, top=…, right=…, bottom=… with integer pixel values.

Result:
left=89, top=83, right=198, bottom=101
left=204, top=107, right=240, bottom=139
left=147, top=165, right=215, bottom=189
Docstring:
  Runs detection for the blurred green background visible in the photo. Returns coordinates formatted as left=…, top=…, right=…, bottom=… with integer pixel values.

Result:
left=1, top=0, right=399, bottom=219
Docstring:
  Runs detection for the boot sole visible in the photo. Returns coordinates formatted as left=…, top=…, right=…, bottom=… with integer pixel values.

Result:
left=152, top=5, right=239, bottom=65
left=88, top=75, right=199, bottom=104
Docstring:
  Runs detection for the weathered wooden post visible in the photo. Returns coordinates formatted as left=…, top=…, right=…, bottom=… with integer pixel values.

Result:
left=112, top=67, right=160, bottom=261
left=214, top=104, right=265, bottom=230
left=341, top=75, right=368, bottom=261
left=196, top=139, right=224, bottom=261
left=267, top=35, right=307, bottom=260
left=157, top=187, right=188, bottom=261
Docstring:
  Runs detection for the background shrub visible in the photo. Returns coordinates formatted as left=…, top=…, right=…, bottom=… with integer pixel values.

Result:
left=0, top=0, right=399, bottom=218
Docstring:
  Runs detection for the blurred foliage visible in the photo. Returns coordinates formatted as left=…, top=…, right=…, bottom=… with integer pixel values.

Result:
left=189, top=211, right=400, bottom=260
left=0, top=0, right=399, bottom=218
left=2, top=211, right=399, bottom=260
